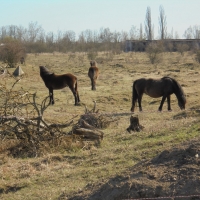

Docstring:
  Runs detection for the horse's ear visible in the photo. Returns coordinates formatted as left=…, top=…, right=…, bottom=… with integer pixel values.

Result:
left=90, top=61, right=93, bottom=66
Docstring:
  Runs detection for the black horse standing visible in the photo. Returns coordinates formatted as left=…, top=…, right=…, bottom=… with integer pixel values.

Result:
left=39, top=66, right=80, bottom=105
left=130, top=77, right=186, bottom=112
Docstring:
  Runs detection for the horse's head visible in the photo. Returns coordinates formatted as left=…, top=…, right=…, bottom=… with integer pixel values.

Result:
left=90, top=60, right=97, bottom=67
left=39, top=66, right=53, bottom=76
left=178, top=94, right=186, bottom=110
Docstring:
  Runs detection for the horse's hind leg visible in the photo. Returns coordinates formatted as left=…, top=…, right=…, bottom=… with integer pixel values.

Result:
left=138, top=95, right=143, bottom=111
left=69, top=86, right=79, bottom=106
left=74, top=92, right=79, bottom=105
left=158, top=96, right=167, bottom=111
left=91, top=79, right=96, bottom=90
left=77, top=90, right=80, bottom=102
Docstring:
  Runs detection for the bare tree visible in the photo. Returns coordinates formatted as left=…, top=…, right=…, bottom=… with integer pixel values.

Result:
left=129, top=26, right=139, bottom=40
left=0, top=26, right=7, bottom=40
left=184, top=25, right=200, bottom=39
left=139, top=23, right=145, bottom=40
left=175, top=31, right=179, bottom=39
left=113, top=31, right=121, bottom=43
left=28, top=22, right=44, bottom=43
left=16, top=26, right=26, bottom=42
left=158, top=5, right=167, bottom=39
left=46, top=31, right=55, bottom=51
left=121, top=30, right=129, bottom=42
left=145, top=7, right=153, bottom=40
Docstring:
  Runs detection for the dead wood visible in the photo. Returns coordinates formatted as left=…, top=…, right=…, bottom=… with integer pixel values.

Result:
left=73, top=128, right=103, bottom=140
left=72, top=119, right=104, bottom=142
left=71, top=101, right=105, bottom=144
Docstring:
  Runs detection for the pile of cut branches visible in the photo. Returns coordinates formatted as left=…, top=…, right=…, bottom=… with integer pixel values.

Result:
left=0, top=78, right=106, bottom=157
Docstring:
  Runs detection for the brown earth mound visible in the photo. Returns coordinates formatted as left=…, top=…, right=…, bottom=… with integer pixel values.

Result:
left=67, top=138, right=200, bottom=200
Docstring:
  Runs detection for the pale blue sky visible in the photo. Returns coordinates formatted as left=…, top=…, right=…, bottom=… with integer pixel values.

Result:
left=0, top=0, right=199, bottom=39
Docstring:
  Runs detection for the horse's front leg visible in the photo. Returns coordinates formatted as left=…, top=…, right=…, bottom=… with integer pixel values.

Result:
left=158, top=96, right=166, bottom=111
left=167, top=95, right=172, bottom=111
left=49, top=88, right=54, bottom=105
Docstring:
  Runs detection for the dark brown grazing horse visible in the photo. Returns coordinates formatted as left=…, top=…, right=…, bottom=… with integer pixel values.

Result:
left=88, top=61, right=99, bottom=90
left=131, top=77, right=186, bottom=112
left=39, top=66, right=80, bottom=105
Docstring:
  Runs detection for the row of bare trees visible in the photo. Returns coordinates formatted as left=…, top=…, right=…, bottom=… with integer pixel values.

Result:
left=0, top=5, right=200, bottom=53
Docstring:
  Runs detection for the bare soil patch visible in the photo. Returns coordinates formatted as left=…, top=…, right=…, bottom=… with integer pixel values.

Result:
left=68, top=137, right=200, bottom=200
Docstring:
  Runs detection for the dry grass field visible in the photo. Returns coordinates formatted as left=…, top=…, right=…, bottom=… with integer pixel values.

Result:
left=0, top=51, right=200, bottom=199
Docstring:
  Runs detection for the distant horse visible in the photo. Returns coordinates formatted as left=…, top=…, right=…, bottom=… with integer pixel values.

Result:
left=20, top=57, right=25, bottom=65
left=39, top=66, right=80, bottom=105
left=88, top=61, right=99, bottom=90
left=130, top=77, right=186, bottom=112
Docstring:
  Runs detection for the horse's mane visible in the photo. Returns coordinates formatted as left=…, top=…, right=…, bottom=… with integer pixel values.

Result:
left=163, top=76, right=186, bottom=101
left=40, top=66, right=54, bottom=76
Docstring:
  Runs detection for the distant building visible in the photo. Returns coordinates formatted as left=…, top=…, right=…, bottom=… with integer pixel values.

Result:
left=124, top=39, right=200, bottom=52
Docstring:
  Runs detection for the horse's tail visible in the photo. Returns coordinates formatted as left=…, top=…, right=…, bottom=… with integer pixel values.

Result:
left=88, top=67, right=98, bottom=79
left=74, top=77, right=78, bottom=92
left=131, top=80, right=138, bottom=112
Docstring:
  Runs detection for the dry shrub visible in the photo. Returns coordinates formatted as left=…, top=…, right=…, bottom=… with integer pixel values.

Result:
left=195, top=50, right=200, bottom=63
left=105, top=52, right=114, bottom=62
left=0, top=37, right=26, bottom=68
left=176, top=43, right=189, bottom=56
left=146, top=42, right=163, bottom=64
left=68, top=53, right=76, bottom=61
left=87, top=50, right=98, bottom=60
left=95, top=57, right=105, bottom=64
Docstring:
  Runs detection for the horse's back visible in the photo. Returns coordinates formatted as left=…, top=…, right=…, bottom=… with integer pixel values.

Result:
left=134, top=77, right=175, bottom=98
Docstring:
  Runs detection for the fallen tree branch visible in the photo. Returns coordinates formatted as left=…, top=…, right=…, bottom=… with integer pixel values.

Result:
left=72, top=128, right=103, bottom=140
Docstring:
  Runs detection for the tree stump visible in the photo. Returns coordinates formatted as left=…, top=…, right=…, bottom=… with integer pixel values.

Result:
left=127, top=115, right=144, bottom=133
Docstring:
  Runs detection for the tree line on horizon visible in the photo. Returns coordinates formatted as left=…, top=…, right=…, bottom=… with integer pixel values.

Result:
left=0, top=6, right=200, bottom=53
